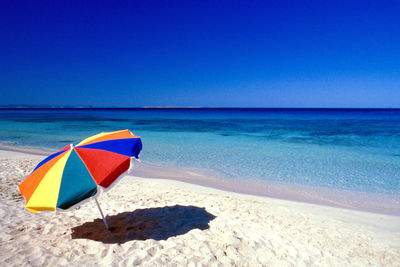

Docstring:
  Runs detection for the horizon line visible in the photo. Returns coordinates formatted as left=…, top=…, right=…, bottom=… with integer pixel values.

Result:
left=0, top=105, right=399, bottom=110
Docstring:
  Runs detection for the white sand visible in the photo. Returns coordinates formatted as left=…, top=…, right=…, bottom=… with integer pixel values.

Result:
left=0, top=150, right=399, bottom=266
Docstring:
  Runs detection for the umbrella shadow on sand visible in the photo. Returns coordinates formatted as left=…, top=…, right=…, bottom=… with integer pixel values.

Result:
left=71, top=205, right=216, bottom=244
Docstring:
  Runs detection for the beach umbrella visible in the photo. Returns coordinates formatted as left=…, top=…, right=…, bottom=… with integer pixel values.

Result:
left=18, top=129, right=142, bottom=229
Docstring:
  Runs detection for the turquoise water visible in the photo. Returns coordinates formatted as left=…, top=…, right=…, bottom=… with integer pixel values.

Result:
left=1, top=108, right=399, bottom=197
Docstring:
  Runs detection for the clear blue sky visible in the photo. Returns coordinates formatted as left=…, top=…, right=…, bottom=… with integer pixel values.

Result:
left=1, top=1, right=399, bottom=107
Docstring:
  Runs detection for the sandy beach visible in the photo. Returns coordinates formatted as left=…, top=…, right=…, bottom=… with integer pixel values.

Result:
left=1, top=149, right=399, bottom=266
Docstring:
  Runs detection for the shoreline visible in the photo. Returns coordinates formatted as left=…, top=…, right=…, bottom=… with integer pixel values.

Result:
left=0, top=143, right=56, bottom=155
left=1, top=143, right=399, bottom=216
left=133, top=161, right=400, bottom=216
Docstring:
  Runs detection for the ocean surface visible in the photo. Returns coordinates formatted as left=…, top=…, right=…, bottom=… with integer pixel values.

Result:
left=1, top=108, right=399, bottom=211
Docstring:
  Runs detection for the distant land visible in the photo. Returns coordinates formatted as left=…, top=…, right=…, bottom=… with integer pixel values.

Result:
left=0, top=105, right=399, bottom=111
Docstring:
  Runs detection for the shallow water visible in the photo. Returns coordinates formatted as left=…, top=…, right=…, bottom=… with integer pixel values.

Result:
left=1, top=108, right=399, bottom=199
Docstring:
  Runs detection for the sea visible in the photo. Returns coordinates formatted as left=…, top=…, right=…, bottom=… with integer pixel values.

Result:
left=1, top=108, right=399, bottom=214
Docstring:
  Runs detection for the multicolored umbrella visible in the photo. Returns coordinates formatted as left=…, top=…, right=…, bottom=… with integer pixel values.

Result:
left=18, top=129, right=142, bottom=229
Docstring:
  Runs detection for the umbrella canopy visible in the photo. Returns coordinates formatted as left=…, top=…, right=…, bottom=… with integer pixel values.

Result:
left=18, top=129, right=142, bottom=214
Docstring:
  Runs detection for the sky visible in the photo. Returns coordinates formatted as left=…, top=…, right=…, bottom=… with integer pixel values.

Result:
left=0, top=0, right=399, bottom=108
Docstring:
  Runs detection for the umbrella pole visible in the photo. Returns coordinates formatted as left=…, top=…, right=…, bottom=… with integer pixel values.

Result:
left=95, top=198, right=109, bottom=230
